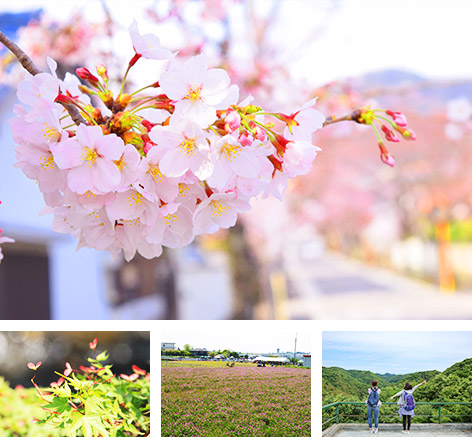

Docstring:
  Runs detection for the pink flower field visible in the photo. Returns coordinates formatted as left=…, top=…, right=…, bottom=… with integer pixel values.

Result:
left=161, top=361, right=311, bottom=436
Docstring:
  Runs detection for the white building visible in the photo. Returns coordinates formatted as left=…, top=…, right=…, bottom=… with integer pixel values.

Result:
left=161, top=342, right=176, bottom=350
left=303, top=354, right=311, bottom=368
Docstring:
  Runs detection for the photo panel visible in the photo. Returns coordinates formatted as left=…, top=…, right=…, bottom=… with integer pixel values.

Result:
left=0, top=325, right=151, bottom=436
left=321, top=322, right=472, bottom=436
left=160, top=320, right=312, bottom=436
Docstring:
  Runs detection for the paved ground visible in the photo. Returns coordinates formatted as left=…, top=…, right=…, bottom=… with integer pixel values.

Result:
left=175, top=245, right=233, bottom=319
left=285, top=252, right=472, bottom=319
left=324, top=424, right=472, bottom=436
left=334, top=431, right=472, bottom=436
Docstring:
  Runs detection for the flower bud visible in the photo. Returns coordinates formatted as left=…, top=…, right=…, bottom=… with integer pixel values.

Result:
left=245, top=105, right=262, bottom=114
left=378, top=141, right=395, bottom=167
left=254, top=126, right=267, bottom=141
left=76, top=67, right=100, bottom=86
left=386, top=110, right=408, bottom=127
left=239, top=133, right=254, bottom=146
left=78, top=85, right=96, bottom=96
left=96, top=64, right=109, bottom=83
left=224, top=108, right=241, bottom=133
left=381, top=124, right=400, bottom=142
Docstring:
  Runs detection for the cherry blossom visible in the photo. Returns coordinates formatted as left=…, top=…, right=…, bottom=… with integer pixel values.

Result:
left=6, top=24, right=409, bottom=262
left=193, top=192, right=251, bottom=235
left=129, top=20, right=173, bottom=61
left=52, top=125, right=125, bottom=194
left=159, top=54, right=236, bottom=127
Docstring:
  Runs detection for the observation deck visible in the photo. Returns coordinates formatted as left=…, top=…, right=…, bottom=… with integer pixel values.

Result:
left=322, top=402, right=472, bottom=436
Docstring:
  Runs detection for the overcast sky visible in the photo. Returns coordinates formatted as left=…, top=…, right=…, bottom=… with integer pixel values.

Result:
left=323, top=331, right=472, bottom=374
left=2, top=0, right=470, bottom=87
left=162, top=321, right=311, bottom=354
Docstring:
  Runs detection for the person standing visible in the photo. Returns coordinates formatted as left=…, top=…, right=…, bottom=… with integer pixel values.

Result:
left=366, top=380, right=381, bottom=433
left=390, top=380, right=426, bottom=434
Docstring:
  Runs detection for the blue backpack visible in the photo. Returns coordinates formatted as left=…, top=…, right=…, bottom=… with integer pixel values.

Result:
left=367, top=388, right=379, bottom=407
left=404, top=393, right=415, bottom=411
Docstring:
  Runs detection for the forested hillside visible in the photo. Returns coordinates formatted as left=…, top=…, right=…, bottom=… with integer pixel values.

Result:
left=323, top=358, right=472, bottom=403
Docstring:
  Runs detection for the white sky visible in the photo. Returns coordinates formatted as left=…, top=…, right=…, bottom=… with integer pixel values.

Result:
left=2, top=0, right=471, bottom=86
left=323, top=331, right=472, bottom=374
left=162, top=321, right=311, bottom=353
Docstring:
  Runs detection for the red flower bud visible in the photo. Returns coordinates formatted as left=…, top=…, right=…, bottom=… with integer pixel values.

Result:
left=381, top=124, right=400, bottom=142
left=378, top=141, right=395, bottom=167
left=76, top=67, right=99, bottom=84
left=386, top=110, right=408, bottom=127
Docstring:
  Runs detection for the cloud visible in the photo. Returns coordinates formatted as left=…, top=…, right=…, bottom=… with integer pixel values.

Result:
left=323, top=331, right=472, bottom=373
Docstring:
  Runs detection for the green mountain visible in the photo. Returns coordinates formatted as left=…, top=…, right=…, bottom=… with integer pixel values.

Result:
left=323, top=358, right=472, bottom=404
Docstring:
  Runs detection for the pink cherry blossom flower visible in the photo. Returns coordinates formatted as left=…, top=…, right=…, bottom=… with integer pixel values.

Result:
left=149, top=121, right=212, bottom=180
left=193, top=192, right=251, bottom=235
left=115, top=144, right=141, bottom=189
left=207, top=134, right=262, bottom=190
left=52, top=125, right=125, bottom=194
left=129, top=20, right=173, bottom=61
left=112, top=219, right=163, bottom=261
left=282, top=140, right=322, bottom=178
left=106, top=187, right=159, bottom=225
left=159, top=54, right=236, bottom=128
left=11, top=108, right=67, bottom=193
left=284, top=99, right=325, bottom=142
left=146, top=203, right=194, bottom=248
left=137, top=147, right=180, bottom=203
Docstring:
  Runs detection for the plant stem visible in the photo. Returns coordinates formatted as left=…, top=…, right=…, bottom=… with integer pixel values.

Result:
left=0, top=30, right=87, bottom=126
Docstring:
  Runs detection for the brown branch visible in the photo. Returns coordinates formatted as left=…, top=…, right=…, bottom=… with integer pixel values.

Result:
left=0, top=30, right=87, bottom=126
left=323, top=109, right=363, bottom=127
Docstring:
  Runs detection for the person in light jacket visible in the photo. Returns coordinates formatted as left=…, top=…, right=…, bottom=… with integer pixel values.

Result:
left=390, top=380, right=426, bottom=435
left=365, top=380, right=382, bottom=434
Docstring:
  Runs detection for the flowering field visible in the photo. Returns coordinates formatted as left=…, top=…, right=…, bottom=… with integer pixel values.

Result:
left=161, top=361, right=311, bottom=436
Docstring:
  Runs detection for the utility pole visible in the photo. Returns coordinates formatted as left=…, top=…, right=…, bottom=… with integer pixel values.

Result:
left=294, top=333, right=297, bottom=363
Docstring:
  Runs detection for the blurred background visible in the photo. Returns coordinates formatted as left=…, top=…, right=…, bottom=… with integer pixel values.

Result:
left=0, top=331, right=150, bottom=387
left=0, top=0, right=471, bottom=319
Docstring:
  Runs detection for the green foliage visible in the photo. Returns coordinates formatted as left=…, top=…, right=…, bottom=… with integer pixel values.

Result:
left=323, top=357, right=472, bottom=426
left=0, top=377, right=62, bottom=436
left=34, top=351, right=150, bottom=437
left=0, top=340, right=150, bottom=436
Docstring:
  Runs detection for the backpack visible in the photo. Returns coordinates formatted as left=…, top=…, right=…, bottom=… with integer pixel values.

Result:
left=404, top=393, right=415, bottom=411
left=367, top=388, right=380, bottom=407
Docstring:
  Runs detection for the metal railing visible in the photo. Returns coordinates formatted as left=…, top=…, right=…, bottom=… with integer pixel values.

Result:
left=322, top=402, right=472, bottom=430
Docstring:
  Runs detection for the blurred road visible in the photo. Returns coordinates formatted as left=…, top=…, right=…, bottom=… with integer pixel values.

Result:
left=284, top=252, right=472, bottom=320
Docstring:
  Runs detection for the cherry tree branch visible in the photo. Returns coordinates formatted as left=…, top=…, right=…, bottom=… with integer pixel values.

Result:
left=0, top=30, right=87, bottom=126
left=323, top=109, right=363, bottom=127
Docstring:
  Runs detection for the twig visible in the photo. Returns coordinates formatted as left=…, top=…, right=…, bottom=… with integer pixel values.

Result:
left=0, top=30, right=87, bottom=126
left=323, top=109, right=362, bottom=127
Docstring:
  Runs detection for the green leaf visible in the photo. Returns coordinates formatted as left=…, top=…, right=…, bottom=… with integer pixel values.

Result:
left=95, top=351, right=109, bottom=362
left=44, top=396, right=71, bottom=414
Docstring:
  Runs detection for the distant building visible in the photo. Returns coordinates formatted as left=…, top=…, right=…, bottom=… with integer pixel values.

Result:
left=161, top=342, right=176, bottom=350
left=190, top=348, right=208, bottom=357
left=252, top=356, right=290, bottom=365
left=303, top=355, right=311, bottom=368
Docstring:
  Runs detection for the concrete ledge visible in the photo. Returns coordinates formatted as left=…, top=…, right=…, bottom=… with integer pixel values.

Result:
left=323, top=423, right=472, bottom=436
